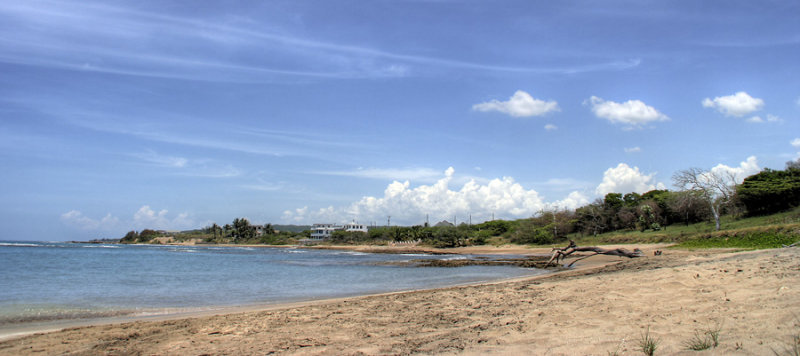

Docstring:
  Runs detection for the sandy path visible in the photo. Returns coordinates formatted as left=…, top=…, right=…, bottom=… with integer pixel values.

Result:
left=1, top=247, right=798, bottom=355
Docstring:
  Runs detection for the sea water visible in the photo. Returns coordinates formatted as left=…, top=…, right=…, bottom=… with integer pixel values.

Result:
left=0, top=241, right=545, bottom=329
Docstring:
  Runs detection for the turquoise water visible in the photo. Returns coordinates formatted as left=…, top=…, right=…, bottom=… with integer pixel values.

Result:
left=0, top=241, right=545, bottom=326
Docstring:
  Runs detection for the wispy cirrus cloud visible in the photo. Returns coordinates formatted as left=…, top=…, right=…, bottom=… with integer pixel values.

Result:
left=313, top=167, right=445, bottom=183
left=10, top=96, right=363, bottom=160
left=132, top=150, right=188, bottom=168
left=0, top=0, right=641, bottom=82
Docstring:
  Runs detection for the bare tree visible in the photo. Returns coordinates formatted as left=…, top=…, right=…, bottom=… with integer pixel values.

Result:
left=667, top=190, right=707, bottom=225
left=787, top=158, right=800, bottom=170
left=672, top=168, right=737, bottom=231
left=576, top=200, right=607, bottom=236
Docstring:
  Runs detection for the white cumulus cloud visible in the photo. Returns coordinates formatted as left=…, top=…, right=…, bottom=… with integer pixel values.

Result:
left=791, top=138, right=800, bottom=148
left=473, top=90, right=559, bottom=118
left=595, top=163, right=665, bottom=196
left=702, top=91, right=764, bottom=117
left=708, top=156, right=760, bottom=183
left=747, top=114, right=781, bottom=124
left=544, top=124, right=558, bottom=131
left=282, top=206, right=309, bottom=223
left=133, top=205, right=194, bottom=230
left=60, top=210, right=120, bottom=231
left=587, top=96, right=669, bottom=128
left=61, top=206, right=196, bottom=234
left=624, top=147, right=642, bottom=153
left=281, top=167, right=586, bottom=225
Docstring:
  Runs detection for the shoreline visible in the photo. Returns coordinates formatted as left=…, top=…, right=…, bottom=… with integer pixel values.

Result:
left=5, top=244, right=794, bottom=354
left=0, top=261, right=598, bottom=342
left=0, top=244, right=653, bottom=342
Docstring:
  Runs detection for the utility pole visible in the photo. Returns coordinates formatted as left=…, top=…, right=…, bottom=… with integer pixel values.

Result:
left=387, top=216, right=391, bottom=227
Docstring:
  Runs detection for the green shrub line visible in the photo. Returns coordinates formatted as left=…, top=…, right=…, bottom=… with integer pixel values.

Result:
left=118, top=206, right=800, bottom=250
left=672, top=225, right=800, bottom=250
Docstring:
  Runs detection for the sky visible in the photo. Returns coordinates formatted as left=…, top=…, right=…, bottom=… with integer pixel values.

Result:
left=1, top=0, right=799, bottom=240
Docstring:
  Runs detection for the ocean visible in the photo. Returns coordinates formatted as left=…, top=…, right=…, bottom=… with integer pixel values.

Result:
left=0, top=241, right=546, bottom=332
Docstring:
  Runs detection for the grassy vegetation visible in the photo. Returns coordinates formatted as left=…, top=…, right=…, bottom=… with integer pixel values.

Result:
left=561, top=206, right=800, bottom=250
left=684, top=323, right=721, bottom=351
left=673, top=228, right=799, bottom=250
left=638, top=326, right=660, bottom=356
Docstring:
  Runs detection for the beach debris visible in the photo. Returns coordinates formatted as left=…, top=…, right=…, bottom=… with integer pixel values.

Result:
left=546, top=240, right=644, bottom=267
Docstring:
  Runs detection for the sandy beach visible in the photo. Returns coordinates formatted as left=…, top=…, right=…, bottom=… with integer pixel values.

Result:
left=1, top=245, right=799, bottom=355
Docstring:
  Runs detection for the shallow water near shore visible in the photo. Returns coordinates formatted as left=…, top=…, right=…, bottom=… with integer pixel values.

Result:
left=0, top=241, right=545, bottom=331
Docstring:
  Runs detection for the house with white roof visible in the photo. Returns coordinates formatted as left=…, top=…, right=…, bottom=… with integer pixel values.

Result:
left=309, top=222, right=368, bottom=240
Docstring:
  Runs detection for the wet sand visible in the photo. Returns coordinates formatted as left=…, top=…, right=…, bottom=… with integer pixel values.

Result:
left=1, top=245, right=798, bottom=355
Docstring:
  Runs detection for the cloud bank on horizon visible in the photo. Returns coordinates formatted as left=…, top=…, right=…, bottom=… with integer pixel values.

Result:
left=0, top=0, right=798, bottom=239
left=279, top=156, right=761, bottom=226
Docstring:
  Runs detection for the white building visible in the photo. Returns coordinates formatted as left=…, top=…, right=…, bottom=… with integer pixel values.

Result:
left=343, top=222, right=368, bottom=233
left=309, top=222, right=368, bottom=240
left=310, top=223, right=338, bottom=240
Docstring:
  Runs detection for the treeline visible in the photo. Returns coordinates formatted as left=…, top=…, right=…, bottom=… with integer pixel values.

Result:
left=328, top=220, right=515, bottom=248
left=328, top=164, right=800, bottom=247
left=120, top=218, right=308, bottom=245
left=120, top=229, right=162, bottom=243
left=121, top=164, right=800, bottom=247
left=201, top=218, right=306, bottom=244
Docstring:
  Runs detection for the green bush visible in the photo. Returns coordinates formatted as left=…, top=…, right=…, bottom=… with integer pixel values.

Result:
left=738, top=168, right=800, bottom=216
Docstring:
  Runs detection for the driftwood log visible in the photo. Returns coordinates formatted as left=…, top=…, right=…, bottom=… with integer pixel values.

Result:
left=546, top=240, right=643, bottom=267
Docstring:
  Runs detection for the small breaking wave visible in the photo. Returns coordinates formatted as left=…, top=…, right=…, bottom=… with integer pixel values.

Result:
left=81, top=245, right=120, bottom=249
left=0, top=242, right=42, bottom=247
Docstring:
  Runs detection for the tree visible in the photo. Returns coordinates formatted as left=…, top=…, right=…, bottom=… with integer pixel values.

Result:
left=673, top=167, right=737, bottom=231
left=121, top=230, right=139, bottom=243
left=231, top=218, right=255, bottom=242
left=140, top=229, right=159, bottom=241
left=667, top=190, right=708, bottom=225
left=575, top=200, right=607, bottom=236
left=623, top=192, right=641, bottom=206
left=430, top=227, right=467, bottom=247
left=786, top=158, right=800, bottom=170
left=512, top=217, right=554, bottom=245
left=211, top=223, right=221, bottom=240
left=642, top=189, right=672, bottom=225
left=737, top=168, right=800, bottom=215
left=637, top=202, right=662, bottom=231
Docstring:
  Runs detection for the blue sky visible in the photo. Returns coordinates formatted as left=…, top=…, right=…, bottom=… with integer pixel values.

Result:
left=1, top=0, right=799, bottom=240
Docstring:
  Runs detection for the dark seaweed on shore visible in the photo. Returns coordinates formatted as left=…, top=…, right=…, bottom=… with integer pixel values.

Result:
left=378, top=255, right=565, bottom=270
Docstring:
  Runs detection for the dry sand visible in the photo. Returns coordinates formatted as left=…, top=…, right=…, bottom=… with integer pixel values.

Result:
left=1, top=245, right=799, bottom=355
